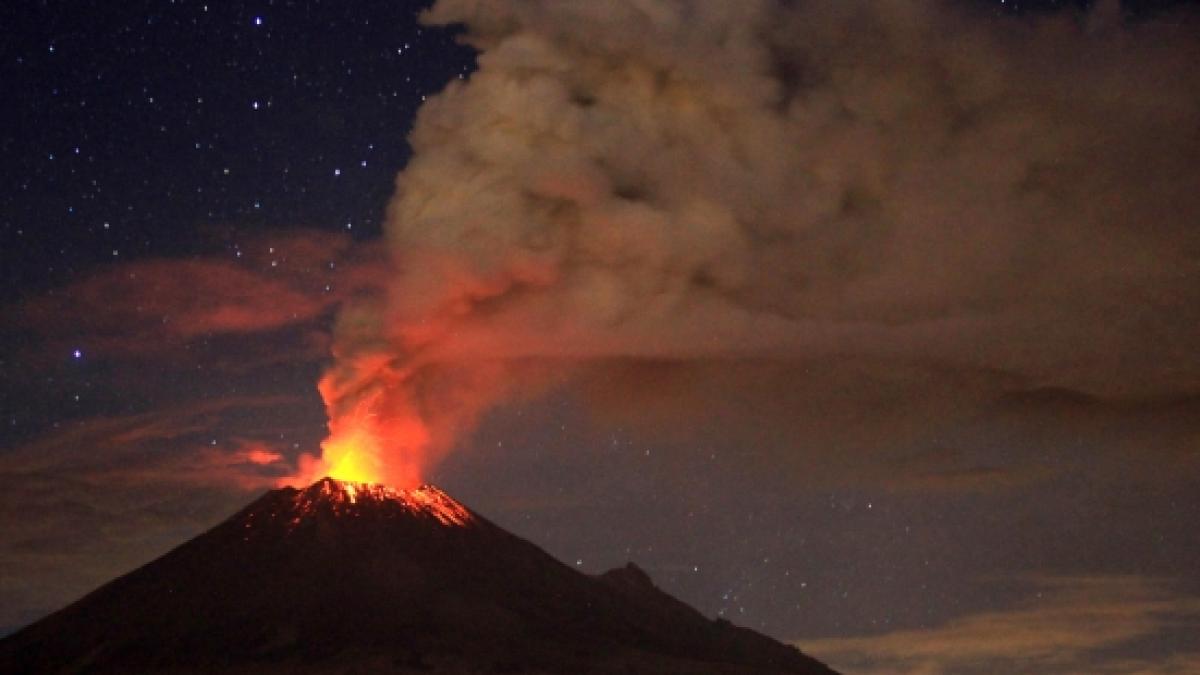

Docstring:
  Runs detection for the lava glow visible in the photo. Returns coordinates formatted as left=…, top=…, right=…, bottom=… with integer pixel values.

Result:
left=288, top=478, right=473, bottom=527
left=283, top=376, right=431, bottom=489
left=321, top=425, right=385, bottom=485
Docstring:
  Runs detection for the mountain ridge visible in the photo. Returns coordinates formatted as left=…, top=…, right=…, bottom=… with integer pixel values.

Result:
left=0, top=478, right=837, bottom=674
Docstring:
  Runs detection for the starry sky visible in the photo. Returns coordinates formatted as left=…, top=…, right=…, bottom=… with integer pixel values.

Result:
left=3, top=1, right=1199, bottom=673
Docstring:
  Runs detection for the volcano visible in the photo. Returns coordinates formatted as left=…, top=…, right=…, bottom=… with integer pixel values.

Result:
left=0, top=478, right=836, bottom=674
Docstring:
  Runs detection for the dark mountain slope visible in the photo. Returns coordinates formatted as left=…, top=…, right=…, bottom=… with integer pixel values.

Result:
left=0, top=478, right=836, bottom=674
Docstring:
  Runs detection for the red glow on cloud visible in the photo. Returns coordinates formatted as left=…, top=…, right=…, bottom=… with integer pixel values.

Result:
left=243, top=446, right=285, bottom=466
left=18, top=230, right=386, bottom=364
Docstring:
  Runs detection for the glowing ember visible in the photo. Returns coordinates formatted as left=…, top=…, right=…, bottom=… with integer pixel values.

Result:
left=283, top=477, right=474, bottom=527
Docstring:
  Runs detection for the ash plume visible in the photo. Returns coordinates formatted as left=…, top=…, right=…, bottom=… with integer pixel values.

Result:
left=300, top=0, right=1200, bottom=484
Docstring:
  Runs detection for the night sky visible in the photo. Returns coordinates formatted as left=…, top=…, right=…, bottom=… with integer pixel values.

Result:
left=3, top=1, right=1199, bottom=673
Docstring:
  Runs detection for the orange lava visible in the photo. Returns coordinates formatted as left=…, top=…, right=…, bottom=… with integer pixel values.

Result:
left=282, top=374, right=431, bottom=489
left=287, top=478, right=473, bottom=527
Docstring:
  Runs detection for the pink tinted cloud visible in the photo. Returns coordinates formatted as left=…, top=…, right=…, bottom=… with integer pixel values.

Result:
left=17, top=229, right=385, bottom=360
left=0, top=396, right=302, bottom=491
left=243, top=445, right=285, bottom=466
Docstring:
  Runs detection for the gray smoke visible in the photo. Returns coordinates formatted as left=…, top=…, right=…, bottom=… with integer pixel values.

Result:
left=318, top=0, right=1200, bottom=474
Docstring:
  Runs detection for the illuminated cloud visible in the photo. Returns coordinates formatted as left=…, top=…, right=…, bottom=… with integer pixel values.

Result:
left=801, top=575, right=1200, bottom=675
left=0, top=396, right=296, bottom=488
left=16, top=229, right=383, bottom=363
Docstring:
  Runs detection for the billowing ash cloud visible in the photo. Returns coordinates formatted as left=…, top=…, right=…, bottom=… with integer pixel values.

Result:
left=303, top=0, right=1200, bottom=485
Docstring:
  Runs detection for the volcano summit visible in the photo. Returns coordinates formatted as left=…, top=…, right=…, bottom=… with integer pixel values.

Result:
left=0, top=478, right=835, bottom=674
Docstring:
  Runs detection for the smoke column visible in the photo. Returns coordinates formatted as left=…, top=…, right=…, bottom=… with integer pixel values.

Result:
left=292, top=0, right=1200, bottom=487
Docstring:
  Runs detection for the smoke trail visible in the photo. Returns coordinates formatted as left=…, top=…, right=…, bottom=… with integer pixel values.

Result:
left=295, top=0, right=1200, bottom=486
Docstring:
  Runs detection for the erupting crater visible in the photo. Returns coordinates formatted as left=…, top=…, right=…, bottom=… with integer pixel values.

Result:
left=244, top=477, right=475, bottom=537
left=293, top=477, right=473, bottom=526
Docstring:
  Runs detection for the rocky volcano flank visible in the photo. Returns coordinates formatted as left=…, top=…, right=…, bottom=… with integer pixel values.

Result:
left=0, top=478, right=836, bottom=674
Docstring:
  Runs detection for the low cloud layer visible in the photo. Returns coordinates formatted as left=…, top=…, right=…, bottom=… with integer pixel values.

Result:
left=0, top=395, right=297, bottom=491
left=802, top=575, right=1200, bottom=674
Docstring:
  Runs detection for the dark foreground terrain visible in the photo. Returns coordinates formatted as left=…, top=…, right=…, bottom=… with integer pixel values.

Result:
left=0, top=478, right=836, bottom=674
